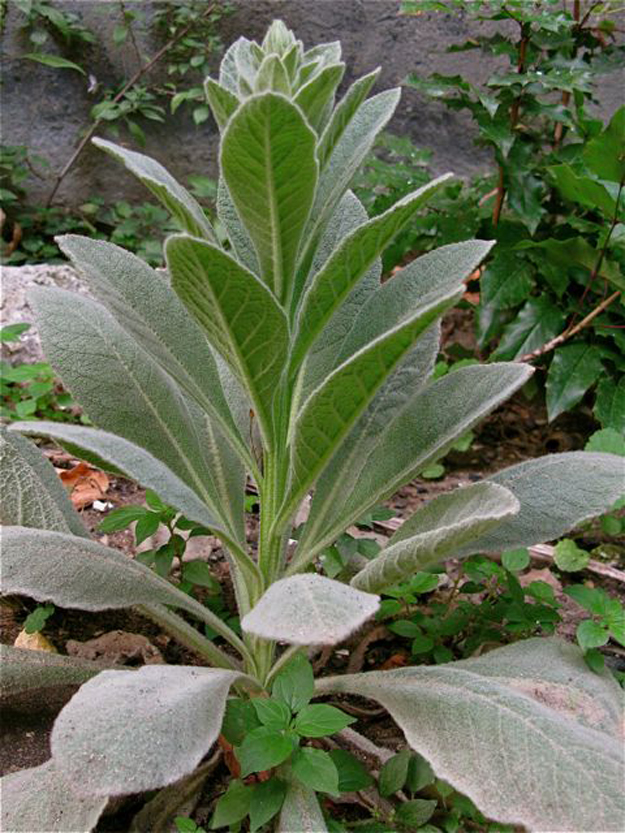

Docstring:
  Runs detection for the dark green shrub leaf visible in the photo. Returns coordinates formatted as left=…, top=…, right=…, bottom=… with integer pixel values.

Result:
left=378, top=749, right=411, bottom=797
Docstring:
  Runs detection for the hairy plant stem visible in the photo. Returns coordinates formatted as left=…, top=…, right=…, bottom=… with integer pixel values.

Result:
left=137, top=603, right=241, bottom=671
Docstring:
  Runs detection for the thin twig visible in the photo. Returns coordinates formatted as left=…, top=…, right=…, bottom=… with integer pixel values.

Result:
left=119, top=0, right=144, bottom=70
left=45, top=3, right=215, bottom=206
left=516, top=289, right=621, bottom=362
left=492, top=22, right=529, bottom=226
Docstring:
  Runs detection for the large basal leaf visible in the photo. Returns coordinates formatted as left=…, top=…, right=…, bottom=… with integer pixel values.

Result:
left=351, top=482, right=519, bottom=593
left=241, top=575, right=379, bottom=645
left=56, top=234, right=250, bottom=469
left=284, top=277, right=463, bottom=521
left=204, top=76, right=239, bottom=131
left=30, top=288, right=235, bottom=536
left=291, top=174, right=453, bottom=370
left=1, top=526, right=239, bottom=633
left=317, top=68, right=380, bottom=171
left=276, top=780, right=327, bottom=833
left=546, top=343, right=605, bottom=422
left=295, top=89, right=401, bottom=303
left=0, top=760, right=107, bottom=833
left=316, top=638, right=625, bottom=832
left=298, top=363, right=533, bottom=561
left=166, top=235, right=289, bottom=444
left=51, top=665, right=243, bottom=796
left=0, top=643, right=105, bottom=698
left=221, top=92, right=318, bottom=303
left=93, top=137, right=216, bottom=242
left=458, top=451, right=625, bottom=556
left=0, top=428, right=87, bottom=537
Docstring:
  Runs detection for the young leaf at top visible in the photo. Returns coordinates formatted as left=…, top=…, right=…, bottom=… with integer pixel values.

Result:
left=204, top=76, right=239, bottom=132
left=241, top=574, right=379, bottom=645
left=93, top=137, right=217, bottom=242
left=221, top=92, right=318, bottom=304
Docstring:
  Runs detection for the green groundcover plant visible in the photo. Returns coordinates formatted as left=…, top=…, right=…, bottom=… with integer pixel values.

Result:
left=1, top=21, right=624, bottom=832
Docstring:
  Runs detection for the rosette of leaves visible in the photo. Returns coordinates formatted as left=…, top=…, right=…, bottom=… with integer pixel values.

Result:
left=1, top=20, right=624, bottom=833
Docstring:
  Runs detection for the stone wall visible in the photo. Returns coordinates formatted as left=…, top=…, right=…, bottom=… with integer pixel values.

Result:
left=2, top=0, right=623, bottom=208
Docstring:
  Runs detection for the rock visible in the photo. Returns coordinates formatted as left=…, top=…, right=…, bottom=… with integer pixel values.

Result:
left=1, top=263, right=90, bottom=364
left=14, top=630, right=57, bottom=653
left=66, top=630, right=163, bottom=665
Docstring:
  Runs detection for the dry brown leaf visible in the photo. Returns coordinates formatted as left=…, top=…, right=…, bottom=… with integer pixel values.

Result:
left=56, top=461, right=109, bottom=509
left=65, top=630, right=163, bottom=666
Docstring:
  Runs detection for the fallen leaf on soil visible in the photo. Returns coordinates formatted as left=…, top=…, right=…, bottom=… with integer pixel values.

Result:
left=14, top=629, right=57, bottom=653
left=380, top=652, right=410, bottom=670
left=65, top=630, right=163, bottom=665
left=55, top=461, right=109, bottom=509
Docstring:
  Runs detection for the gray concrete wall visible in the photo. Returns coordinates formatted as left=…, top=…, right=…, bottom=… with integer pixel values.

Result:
left=1, top=0, right=623, bottom=208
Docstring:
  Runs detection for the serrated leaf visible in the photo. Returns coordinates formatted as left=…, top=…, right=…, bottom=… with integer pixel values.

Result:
left=0, top=428, right=87, bottom=537
left=329, top=748, right=374, bottom=792
left=291, top=748, right=339, bottom=795
left=549, top=165, right=617, bottom=216
left=594, top=377, right=625, bottom=432
left=516, top=238, right=624, bottom=292
left=292, top=174, right=453, bottom=370
left=204, top=76, right=239, bottom=131
left=298, top=363, right=532, bottom=562
left=167, top=235, right=288, bottom=445
left=93, top=138, right=216, bottom=241
left=351, top=482, right=519, bottom=593
left=242, top=575, right=379, bottom=645
left=221, top=92, right=318, bottom=303
left=56, top=235, right=250, bottom=471
left=554, top=539, right=590, bottom=572
left=277, top=781, right=328, bottom=833
left=51, top=666, right=241, bottom=796
left=584, top=106, right=625, bottom=182
left=250, top=778, right=288, bottom=833
left=0, top=643, right=105, bottom=698
left=294, top=704, right=355, bottom=738
left=480, top=253, right=533, bottom=310
left=237, top=726, right=294, bottom=777
left=379, top=749, right=411, bottom=796
left=316, top=638, right=625, bottom=832
left=459, top=452, right=625, bottom=557
left=577, top=620, right=610, bottom=652
left=492, top=296, right=565, bottom=361
left=272, top=653, right=315, bottom=713
left=0, top=761, right=107, bottom=833
left=546, top=344, right=605, bottom=422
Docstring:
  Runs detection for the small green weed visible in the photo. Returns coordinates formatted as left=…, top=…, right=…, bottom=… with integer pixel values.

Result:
left=1, top=323, right=81, bottom=422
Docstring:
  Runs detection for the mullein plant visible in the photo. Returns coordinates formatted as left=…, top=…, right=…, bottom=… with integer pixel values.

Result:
left=1, top=20, right=623, bottom=832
